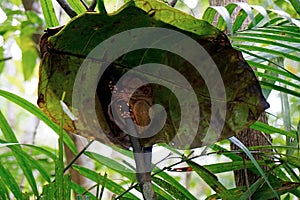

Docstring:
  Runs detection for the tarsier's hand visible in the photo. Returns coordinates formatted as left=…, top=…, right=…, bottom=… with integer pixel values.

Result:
left=108, top=77, right=153, bottom=134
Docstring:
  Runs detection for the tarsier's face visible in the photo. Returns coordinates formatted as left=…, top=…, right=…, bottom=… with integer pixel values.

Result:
left=109, top=76, right=153, bottom=134
left=121, top=77, right=152, bottom=101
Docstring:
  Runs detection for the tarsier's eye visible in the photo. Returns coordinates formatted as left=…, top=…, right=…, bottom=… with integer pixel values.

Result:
left=142, top=86, right=151, bottom=95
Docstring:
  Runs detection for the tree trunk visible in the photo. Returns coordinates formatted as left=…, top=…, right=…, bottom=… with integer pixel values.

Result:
left=230, top=113, right=271, bottom=186
left=208, top=0, right=273, bottom=197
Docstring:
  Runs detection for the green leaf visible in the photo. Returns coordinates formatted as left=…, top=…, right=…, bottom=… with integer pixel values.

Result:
left=255, top=71, right=300, bottom=90
left=152, top=176, right=190, bottom=199
left=229, top=136, right=280, bottom=199
left=238, top=177, right=267, bottom=200
left=71, top=182, right=97, bottom=199
left=255, top=26, right=300, bottom=38
left=209, top=143, right=243, bottom=161
left=233, top=44, right=300, bottom=61
left=260, top=81, right=300, bottom=98
left=72, top=165, right=139, bottom=199
left=281, top=155, right=300, bottom=168
left=0, top=90, right=77, bottom=154
left=202, top=6, right=218, bottom=25
left=98, top=172, right=107, bottom=199
left=288, top=0, right=300, bottom=16
left=42, top=174, right=71, bottom=200
left=0, top=164, right=22, bottom=200
left=251, top=179, right=300, bottom=199
left=0, top=176, right=10, bottom=200
left=0, top=140, right=57, bottom=161
left=40, top=0, right=59, bottom=27
left=280, top=89, right=295, bottom=155
left=206, top=187, right=246, bottom=199
left=251, top=121, right=297, bottom=138
left=272, top=165, right=294, bottom=182
left=151, top=187, right=173, bottom=200
left=22, top=143, right=57, bottom=160
left=258, top=58, right=282, bottom=98
left=19, top=17, right=41, bottom=80
left=97, top=0, right=107, bottom=14
left=281, top=163, right=300, bottom=182
left=42, top=180, right=55, bottom=200
left=56, top=110, right=65, bottom=200
left=110, top=144, right=197, bottom=199
left=64, top=174, right=72, bottom=200
left=85, top=151, right=135, bottom=180
left=202, top=6, right=232, bottom=33
left=66, top=0, right=86, bottom=14
left=249, top=5, right=270, bottom=28
left=233, top=2, right=256, bottom=30
left=20, top=27, right=38, bottom=80
left=15, top=147, right=51, bottom=182
left=233, top=36, right=300, bottom=52
left=247, top=60, right=300, bottom=82
left=239, top=174, right=299, bottom=200
left=186, top=160, right=227, bottom=194
left=0, top=110, right=39, bottom=196
left=232, top=8, right=249, bottom=32
left=154, top=168, right=198, bottom=200
left=204, top=160, right=269, bottom=174
left=26, top=10, right=43, bottom=26
left=236, top=31, right=300, bottom=44
left=291, top=189, right=300, bottom=197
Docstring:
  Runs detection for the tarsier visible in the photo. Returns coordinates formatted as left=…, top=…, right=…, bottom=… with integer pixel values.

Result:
left=105, top=74, right=154, bottom=188
left=108, top=76, right=153, bottom=136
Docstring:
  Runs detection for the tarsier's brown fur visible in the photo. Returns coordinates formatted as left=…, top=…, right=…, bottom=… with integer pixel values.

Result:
left=108, top=77, right=153, bottom=134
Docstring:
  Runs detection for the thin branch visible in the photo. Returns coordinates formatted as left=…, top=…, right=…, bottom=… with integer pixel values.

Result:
left=0, top=57, right=12, bottom=62
left=98, top=172, right=107, bottom=199
left=63, top=139, right=95, bottom=173
left=88, top=0, right=97, bottom=11
left=79, top=0, right=89, bottom=11
left=56, top=0, right=77, bottom=18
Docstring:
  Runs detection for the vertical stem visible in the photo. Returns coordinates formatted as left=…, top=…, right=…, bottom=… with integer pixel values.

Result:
left=57, top=93, right=66, bottom=199
left=119, top=101, right=156, bottom=200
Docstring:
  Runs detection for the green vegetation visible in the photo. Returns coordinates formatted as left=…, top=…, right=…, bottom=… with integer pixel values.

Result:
left=0, top=0, right=299, bottom=199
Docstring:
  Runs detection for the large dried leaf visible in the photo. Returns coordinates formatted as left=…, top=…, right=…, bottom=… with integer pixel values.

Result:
left=38, top=0, right=269, bottom=149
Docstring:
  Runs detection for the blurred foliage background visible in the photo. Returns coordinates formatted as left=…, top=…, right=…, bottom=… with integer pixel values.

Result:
left=0, top=0, right=299, bottom=199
